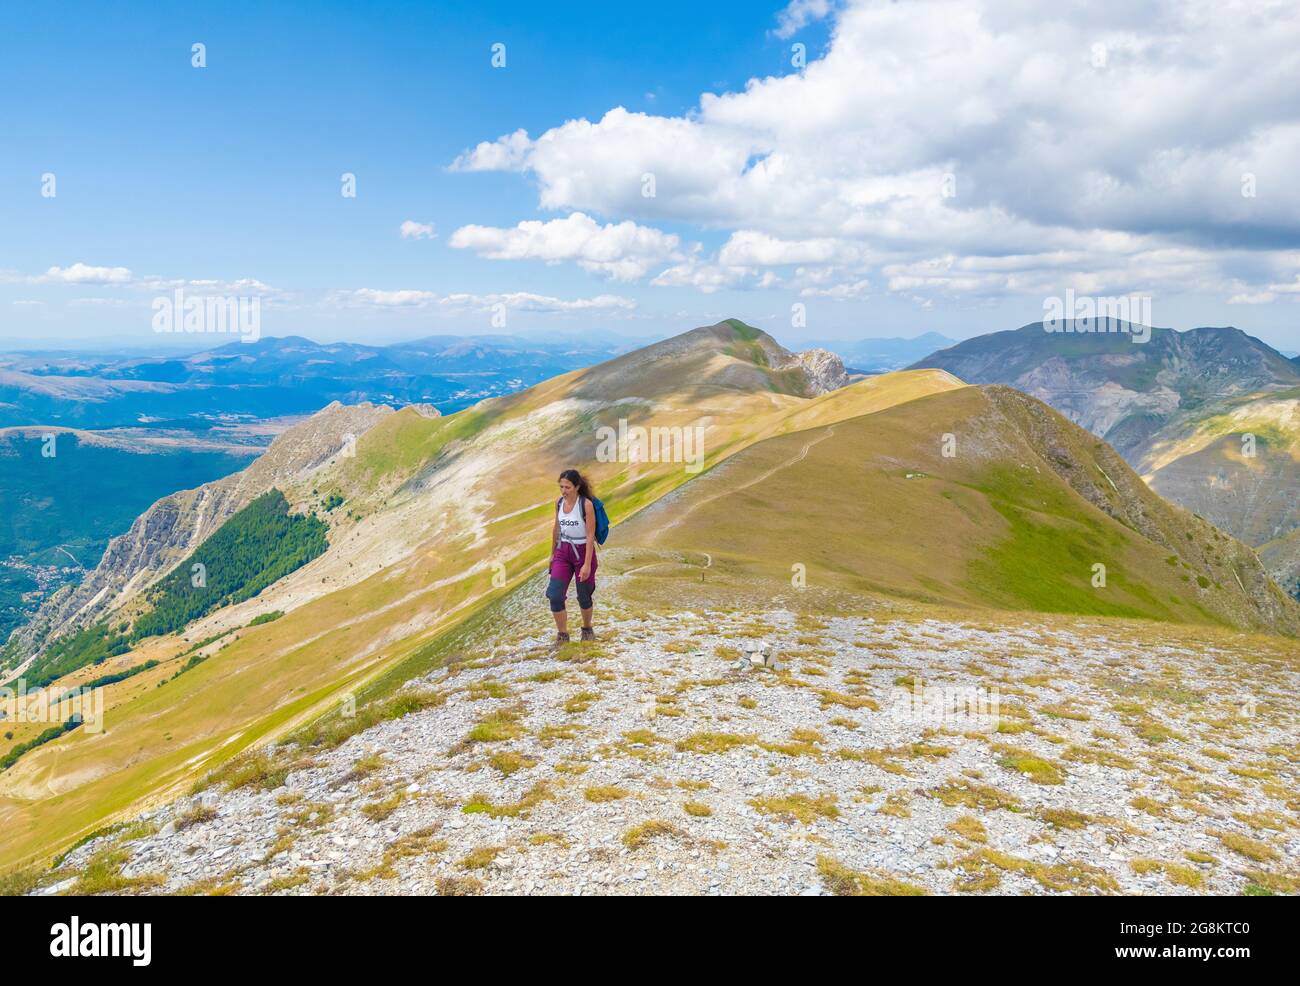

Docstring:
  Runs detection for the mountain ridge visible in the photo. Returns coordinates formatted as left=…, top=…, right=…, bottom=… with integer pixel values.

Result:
left=614, top=382, right=1299, bottom=635
left=909, top=321, right=1300, bottom=595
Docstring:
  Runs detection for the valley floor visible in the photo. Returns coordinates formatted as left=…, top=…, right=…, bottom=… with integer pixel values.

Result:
left=29, top=573, right=1300, bottom=896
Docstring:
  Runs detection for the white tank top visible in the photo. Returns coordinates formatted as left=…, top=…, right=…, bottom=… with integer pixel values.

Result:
left=558, top=496, right=588, bottom=544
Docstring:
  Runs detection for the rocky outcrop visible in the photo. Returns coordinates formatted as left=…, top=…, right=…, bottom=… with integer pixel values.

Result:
left=1261, top=530, right=1300, bottom=600
left=783, top=348, right=849, bottom=396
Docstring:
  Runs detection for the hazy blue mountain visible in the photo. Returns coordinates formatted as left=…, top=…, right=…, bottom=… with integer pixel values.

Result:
left=810, top=332, right=958, bottom=372
left=907, top=321, right=1299, bottom=453
left=0, top=333, right=634, bottom=429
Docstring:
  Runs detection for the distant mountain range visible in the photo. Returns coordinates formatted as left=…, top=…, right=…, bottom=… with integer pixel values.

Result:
left=810, top=332, right=958, bottom=373
left=0, top=333, right=635, bottom=430
left=910, top=321, right=1300, bottom=596
left=0, top=331, right=964, bottom=431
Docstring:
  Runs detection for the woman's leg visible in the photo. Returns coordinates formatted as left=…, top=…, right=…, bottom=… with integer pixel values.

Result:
left=546, top=547, right=574, bottom=638
left=575, top=545, right=596, bottom=634
left=576, top=579, right=593, bottom=629
left=547, top=576, right=570, bottom=634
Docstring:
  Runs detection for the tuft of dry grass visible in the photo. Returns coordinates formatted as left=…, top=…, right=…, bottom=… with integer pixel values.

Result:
left=748, top=793, right=839, bottom=824
left=437, top=875, right=484, bottom=895
left=584, top=785, right=631, bottom=803
left=674, top=732, right=755, bottom=754
left=458, top=846, right=504, bottom=870
left=929, top=777, right=1022, bottom=812
left=947, top=815, right=988, bottom=843
left=1211, top=830, right=1278, bottom=863
left=817, top=855, right=927, bottom=896
left=953, top=848, right=1118, bottom=895
left=993, top=744, right=1065, bottom=784
left=175, top=803, right=218, bottom=831
left=1131, top=858, right=1204, bottom=888
left=623, top=819, right=685, bottom=850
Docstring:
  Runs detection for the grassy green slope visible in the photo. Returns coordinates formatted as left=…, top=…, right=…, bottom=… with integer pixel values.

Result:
left=14, top=490, right=329, bottom=691
left=612, top=385, right=1300, bottom=634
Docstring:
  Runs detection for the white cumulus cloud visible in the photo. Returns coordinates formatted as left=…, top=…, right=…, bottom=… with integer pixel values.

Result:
left=39, top=263, right=134, bottom=285
left=772, top=0, right=835, bottom=39
left=450, top=0, right=1300, bottom=306
left=450, top=128, right=533, bottom=172
left=449, top=212, right=684, bottom=280
left=400, top=220, right=437, bottom=240
left=332, top=288, right=636, bottom=313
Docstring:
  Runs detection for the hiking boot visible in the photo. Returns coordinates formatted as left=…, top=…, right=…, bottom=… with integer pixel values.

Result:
left=580, top=626, right=596, bottom=642
left=555, top=631, right=571, bottom=645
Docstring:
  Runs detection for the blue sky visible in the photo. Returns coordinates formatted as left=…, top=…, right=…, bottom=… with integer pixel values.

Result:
left=2, top=0, right=1299, bottom=353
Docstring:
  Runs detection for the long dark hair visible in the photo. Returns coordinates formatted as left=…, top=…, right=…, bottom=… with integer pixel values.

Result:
left=558, top=468, right=593, bottom=500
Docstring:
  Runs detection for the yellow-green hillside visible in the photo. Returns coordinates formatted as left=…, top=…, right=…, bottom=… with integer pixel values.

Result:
left=610, top=385, right=1300, bottom=634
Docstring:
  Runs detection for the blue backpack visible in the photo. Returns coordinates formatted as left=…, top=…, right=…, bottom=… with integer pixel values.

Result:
left=559, top=494, right=610, bottom=545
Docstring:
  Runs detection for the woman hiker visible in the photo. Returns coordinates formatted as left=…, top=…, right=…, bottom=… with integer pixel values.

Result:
left=546, top=468, right=598, bottom=644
